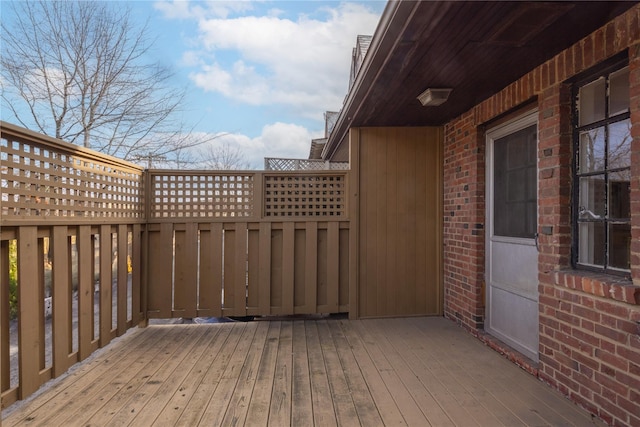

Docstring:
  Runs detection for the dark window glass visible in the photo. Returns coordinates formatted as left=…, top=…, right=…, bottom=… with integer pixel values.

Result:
left=494, top=124, right=537, bottom=238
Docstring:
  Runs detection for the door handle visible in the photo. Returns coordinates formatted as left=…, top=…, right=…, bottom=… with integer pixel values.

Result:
left=534, top=232, right=539, bottom=252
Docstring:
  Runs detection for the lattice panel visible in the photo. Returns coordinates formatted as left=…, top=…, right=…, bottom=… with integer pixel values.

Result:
left=150, top=173, right=255, bottom=218
left=264, top=174, right=346, bottom=217
left=1, top=135, right=143, bottom=220
left=264, top=158, right=349, bottom=171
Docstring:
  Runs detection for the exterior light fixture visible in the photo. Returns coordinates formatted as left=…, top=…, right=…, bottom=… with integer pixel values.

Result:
left=417, top=88, right=452, bottom=106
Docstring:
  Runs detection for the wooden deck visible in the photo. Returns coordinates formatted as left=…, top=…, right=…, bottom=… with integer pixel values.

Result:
left=2, top=317, right=603, bottom=426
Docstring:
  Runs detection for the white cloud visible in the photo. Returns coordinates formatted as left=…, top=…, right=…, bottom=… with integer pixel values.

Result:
left=158, top=1, right=381, bottom=119
left=154, top=1, right=255, bottom=20
left=199, top=122, right=322, bottom=169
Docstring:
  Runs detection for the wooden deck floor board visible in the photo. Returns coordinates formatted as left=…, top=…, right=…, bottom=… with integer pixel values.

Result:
left=316, top=319, right=360, bottom=426
left=86, top=326, right=213, bottom=426
left=268, top=321, right=293, bottom=426
left=115, top=325, right=225, bottom=426
left=353, top=319, right=440, bottom=426
left=174, top=322, right=248, bottom=426
left=244, top=321, right=280, bottom=425
left=291, top=321, right=313, bottom=426
left=328, top=320, right=385, bottom=427
left=4, top=326, right=165, bottom=426
left=384, top=319, right=510, bottom=427
left=304, top=321, right=340, bottom=426
left=2, top=317, right=605, bottom=427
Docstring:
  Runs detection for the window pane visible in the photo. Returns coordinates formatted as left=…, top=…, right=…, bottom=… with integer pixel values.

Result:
left=609, top=67, right=630, bottom=116
left=609, top=223, right=631, bottom=270
left=578, top=222, right=605, bottom=267
left=579, top=77, right=606, bottom=125
left=608, top=119, right=631, bottom=169
left=579, top=128, right=605, bottom=172
left=494, top=124, right=537, bottom=238
left=609, top=169, right=630, bottom=219
left=579, top=175, right=605, bottom=219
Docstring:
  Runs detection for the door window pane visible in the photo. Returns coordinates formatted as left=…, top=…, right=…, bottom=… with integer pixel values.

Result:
left=608, top=119, right=631, bottom=169
left=608, top=223, right=631, bottom=269
left=578, top=222, right=605, bottom=267
left=579, top=77, right=605, bottom=125
left=579, top=127, right=605, bottom=173
left=578, top=175, right=605, bottom=219
left=609, top=67, right=629, bottom=116
left=494, top=124, right=537, bottom=238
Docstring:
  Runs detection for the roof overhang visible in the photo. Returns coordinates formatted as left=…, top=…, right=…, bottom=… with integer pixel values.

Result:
left=324, top=0, right=638, bottom=160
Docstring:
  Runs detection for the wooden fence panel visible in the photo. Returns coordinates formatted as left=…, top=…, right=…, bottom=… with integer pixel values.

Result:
left=258, top=223, right=272, bottom=314
left=174, top=223, right=198, bottom=318
left=17, top=226, right=40, bottom=398
left=198, top=223, right=223, bottom=317
left=77, top=225, right=94, bottom=360
left=116, top=225, right=128, bottom=334
left=1, top=240, right=10, bottom=394
left=146, top=223, right=173, bottom=318
left=99, top=225, right=112, bottom=347
left=52, top=226, right=72, bottom=377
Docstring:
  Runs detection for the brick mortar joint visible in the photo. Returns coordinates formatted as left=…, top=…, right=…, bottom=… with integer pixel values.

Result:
left=554, top=270, right=640, bottom=305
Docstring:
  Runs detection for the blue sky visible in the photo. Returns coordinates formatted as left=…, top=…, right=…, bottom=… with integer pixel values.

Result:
left=130, top=0, right=386, bottom=167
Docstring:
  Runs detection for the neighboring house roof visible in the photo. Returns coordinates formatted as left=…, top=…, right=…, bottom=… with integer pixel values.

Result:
left=309, top=138, right=327, bottom=160
left=323, top=0, right=638, bottom=161
left=349, top=35, right=373, bottom=90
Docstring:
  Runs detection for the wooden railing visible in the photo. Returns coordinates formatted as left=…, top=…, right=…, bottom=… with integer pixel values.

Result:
left=1, top=122, right=352, bottom=409
left=145, top=170, right=350, bottom=319
left=1, top=122, right=146, bottom=408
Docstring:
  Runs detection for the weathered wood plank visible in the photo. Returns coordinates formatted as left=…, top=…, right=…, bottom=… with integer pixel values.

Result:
left=146, top=325, right=230, bottom=426
left=197, top=322, right=257, bottom=425
left=245, top=321, right=280, bottom=425
left=328, top=320, right=384, bottom=427
left=304, top=320, right=338, bottom=425
left=78, top=326, right=209, bottom=425
left=268, top=321, right=293, bottom=425
left=98, top=326, right=218, bottom=425
left=44, top=326, right=195, bottom=426
left=342, top=321, right=409, bottom=426
left=316, top=320, right=360, bottom=425
left=221, top=321, right=269, bottom=426
left=291, top=321, right=313, bottom=425
left=3, top=326, right=165, bottom=424
left=174, top=323, right=248, bottom=426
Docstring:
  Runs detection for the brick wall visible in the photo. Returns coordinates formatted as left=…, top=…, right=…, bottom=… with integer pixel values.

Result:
left=443, top=4, right=640, bottom=425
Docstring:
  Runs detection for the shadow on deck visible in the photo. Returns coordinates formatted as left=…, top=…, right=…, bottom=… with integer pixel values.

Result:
left=2, top=317, right=603, bottom=426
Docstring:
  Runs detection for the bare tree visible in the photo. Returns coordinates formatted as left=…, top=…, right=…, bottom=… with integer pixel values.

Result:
left=199, top=140, right=251, bottom=170
left=1, top=1, right=209, bottom=164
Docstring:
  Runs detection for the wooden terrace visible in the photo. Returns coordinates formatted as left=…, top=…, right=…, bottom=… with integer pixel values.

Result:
left=3, top=317, right=602, bottom=426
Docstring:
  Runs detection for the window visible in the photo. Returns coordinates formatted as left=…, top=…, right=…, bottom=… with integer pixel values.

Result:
left=573, top=60, right=631, bottom=274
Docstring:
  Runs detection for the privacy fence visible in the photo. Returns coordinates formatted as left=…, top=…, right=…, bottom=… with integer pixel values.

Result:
left=0, top=121, right=351, bottom=408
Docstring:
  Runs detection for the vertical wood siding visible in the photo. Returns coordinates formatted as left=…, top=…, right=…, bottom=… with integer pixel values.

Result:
left=353, top=127, right=443, bottom=318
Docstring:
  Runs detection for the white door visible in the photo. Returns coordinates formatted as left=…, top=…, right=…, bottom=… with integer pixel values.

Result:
left=486, top=111, right=539, bottom=362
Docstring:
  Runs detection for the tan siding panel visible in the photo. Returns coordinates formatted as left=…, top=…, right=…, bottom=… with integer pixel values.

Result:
left=357, top=127, right=442, bottom=318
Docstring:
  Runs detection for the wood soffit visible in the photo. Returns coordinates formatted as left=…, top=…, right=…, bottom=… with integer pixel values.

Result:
left=326, top=1, right=638, bottom=159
